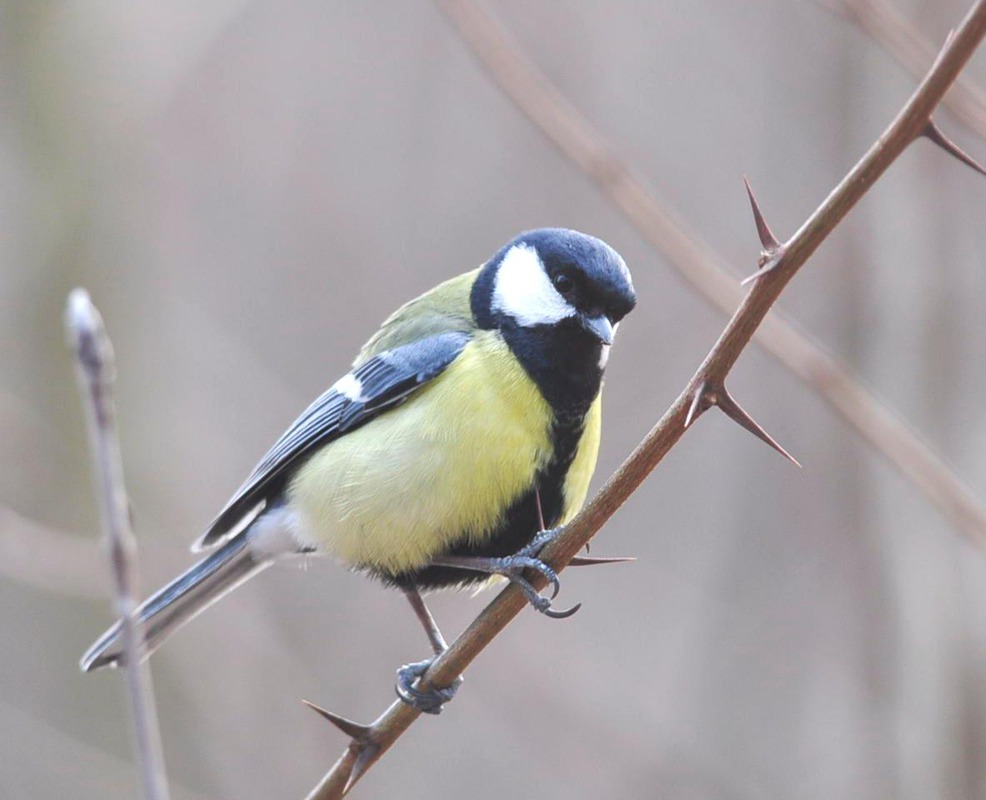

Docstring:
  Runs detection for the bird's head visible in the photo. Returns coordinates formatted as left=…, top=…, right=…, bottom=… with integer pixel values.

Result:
left=473, top=228, right=636, bottom=348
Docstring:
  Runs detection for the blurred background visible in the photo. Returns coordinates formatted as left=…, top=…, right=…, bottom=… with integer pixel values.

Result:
left=3, top=0, right=986, bottom=797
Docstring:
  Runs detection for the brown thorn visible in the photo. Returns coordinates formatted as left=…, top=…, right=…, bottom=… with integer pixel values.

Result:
left=569, top=555, right=637, bottom=567
left=739, top=176, right=787, bottom=285
left=715, top=387, right=802, bottom=468
left=535, top=488, right=546, bottom=532
left=345, top=740, right=381, bottom=796
left=684, top=381, right=710, bottom=429
left=302, top=700, right=373, bottom=742
left=744, top=176, right=781, bottom=254
left=739, top=259, right=784, bottom=286
left=922, top=120, right=986, bottom=177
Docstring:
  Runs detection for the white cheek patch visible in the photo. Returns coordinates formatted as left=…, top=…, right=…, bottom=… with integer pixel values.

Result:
left=492, top=244, right=576, bottom=327
left=332, top=373, right=363, bottom=402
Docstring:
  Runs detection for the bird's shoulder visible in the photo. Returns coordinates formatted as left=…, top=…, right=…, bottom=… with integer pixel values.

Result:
left=356, top=268, right=479, bottom=364
left=194, top=273, right=479, bottom=551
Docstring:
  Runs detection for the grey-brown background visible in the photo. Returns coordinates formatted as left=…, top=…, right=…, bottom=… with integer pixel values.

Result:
left=3, top=1, right=986, bottom=798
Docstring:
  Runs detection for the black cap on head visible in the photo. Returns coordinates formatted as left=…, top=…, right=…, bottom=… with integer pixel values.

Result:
left=514, top=228, right=636, bottom=323
left=473, top=228, right=636, bottom=331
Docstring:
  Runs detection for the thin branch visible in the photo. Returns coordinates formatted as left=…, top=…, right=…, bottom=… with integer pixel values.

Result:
left=833, top=0, right=986, bottom=140
left=923, top=118, right=986, bottom=173
left=303, top=1, right=986, bottom=796
left=684, top=379, right=802, bottom=467
left=438, top=0, right=986, bottom=550
left=65, top=289, right=171, bottom=800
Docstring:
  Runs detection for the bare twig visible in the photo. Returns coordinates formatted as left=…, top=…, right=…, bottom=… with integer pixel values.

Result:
left=302, top=1, right=986, bottom=795
left=922, top=118, right=986, bottom=174
left=438, top=0, right=986, bottom=550
left=831, top=0, right=986, bottom=139
left=65, top=289, right=171, bottom=800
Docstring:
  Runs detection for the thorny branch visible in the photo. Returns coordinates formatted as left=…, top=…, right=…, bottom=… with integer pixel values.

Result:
left=827, top=0, right=986, bottom=139
left=440, top=0, right=986, bottom=548
left=66, top=290, right=171, bottom=800
left=302, top=0, right=986, bottom=796
left=8, top=0, right=978, bottom=610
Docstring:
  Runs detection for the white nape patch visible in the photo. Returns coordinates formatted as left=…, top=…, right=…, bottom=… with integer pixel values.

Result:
left=331, top=372, right=363, bottom=402
left=247, top=506, right=304, bottom=559
left=492, top=244, right=576, bottom=327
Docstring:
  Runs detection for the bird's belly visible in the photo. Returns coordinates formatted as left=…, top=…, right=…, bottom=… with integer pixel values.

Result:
left=286, top=336, right=554, bottom=575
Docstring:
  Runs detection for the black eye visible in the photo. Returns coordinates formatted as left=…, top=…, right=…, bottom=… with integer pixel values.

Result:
left=552, top=270, right=576, bottom=296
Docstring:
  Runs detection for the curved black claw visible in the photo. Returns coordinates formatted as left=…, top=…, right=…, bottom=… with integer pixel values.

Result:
left=495, top=555, right=583, bottom=618
left=544, top=601, right=582, bottom=619
left=430, top=527, right=583, bottom=619
left=395, top=658, right=462, bottom=715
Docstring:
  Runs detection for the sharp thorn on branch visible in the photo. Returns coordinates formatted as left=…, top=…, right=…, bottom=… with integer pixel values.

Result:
left=345, top=741, right=381, bottom=796
left=568, top=555, right=637, bottom=567
left=744, top=176, right=781, bottom=253
left=302, top=700, right=373, bottom=742
left=535, top=487, right=546, bottom=532
left=684, top=381, right=711, bottom=429
left=922, top=120, right=986, bottom=177
left=714, top=387, right=802, bottom=468
left=739, top=261, right=784, bottom=286
left=740, top=176, right=786, bottom=285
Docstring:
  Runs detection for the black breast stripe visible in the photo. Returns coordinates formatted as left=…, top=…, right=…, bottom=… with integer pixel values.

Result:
left=385, top=410, right=588, bottom=590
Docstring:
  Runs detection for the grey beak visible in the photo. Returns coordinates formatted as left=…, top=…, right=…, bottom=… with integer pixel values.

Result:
left=580, top=313, right=614, bottom=345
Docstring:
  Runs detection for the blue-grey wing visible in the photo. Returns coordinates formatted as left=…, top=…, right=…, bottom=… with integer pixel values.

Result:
left=194, top=331, right=471, bottom=550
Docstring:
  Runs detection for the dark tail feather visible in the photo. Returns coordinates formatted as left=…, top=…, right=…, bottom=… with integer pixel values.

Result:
left=80, top=532, right=271, bottom=672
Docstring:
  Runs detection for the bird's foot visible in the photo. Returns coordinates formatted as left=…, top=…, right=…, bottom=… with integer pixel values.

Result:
left=495, top=553, right=581, bottom=618
left=431, top=529, right=581, bottom=619
left=497, top=527, right=581, bottom=618
left=395, top=657, right=462, bottom=715
left=516, top=526, right=563, bottom=558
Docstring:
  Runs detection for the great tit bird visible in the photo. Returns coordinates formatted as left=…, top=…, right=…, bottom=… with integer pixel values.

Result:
left=81, top=227, right=636, bottom=712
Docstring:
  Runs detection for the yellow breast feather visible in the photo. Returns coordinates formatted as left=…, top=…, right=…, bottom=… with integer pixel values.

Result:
left=287, top=330, right=554, bottom=574
left=561, top=394, right=601, bottom=523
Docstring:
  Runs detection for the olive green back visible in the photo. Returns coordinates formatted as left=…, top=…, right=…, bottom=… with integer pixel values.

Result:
left=356, top=268, right=480, bottom=365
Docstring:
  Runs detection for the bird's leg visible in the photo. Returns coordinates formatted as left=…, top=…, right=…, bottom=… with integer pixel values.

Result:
left=395, top=586, right=462, bottom=715
left=428, top=525, right=580, bottom=620
left=406, top=585, right=448, bottom=655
